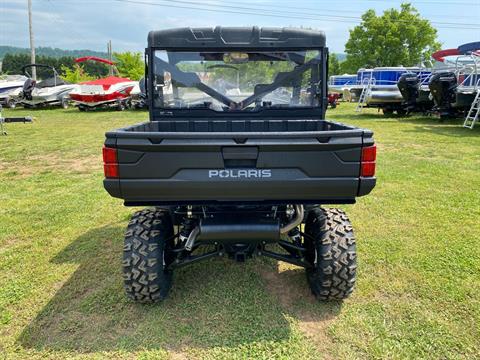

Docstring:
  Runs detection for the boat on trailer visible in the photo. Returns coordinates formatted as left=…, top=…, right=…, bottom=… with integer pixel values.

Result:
left=428, top=42, right=480, bottom=118
left=69, top=56, right=138, bottom=111
left=0, top=75, right=28, bottom=108
left=366, top=67, right=407, bottom=114
left=16, top=64, right=79, bottom=108
left=352, top=67, right=431, bottom=115
left=397, top=68, right=433, bottom=114
left=349, top=68, right=373, bottom=101
left=455, top=46, right=480, bottom=110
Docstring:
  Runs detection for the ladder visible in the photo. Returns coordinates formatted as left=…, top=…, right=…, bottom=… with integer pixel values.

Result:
left=463, top=89, right=480, bottom=129
left=356, top=77, right=374, bottom=113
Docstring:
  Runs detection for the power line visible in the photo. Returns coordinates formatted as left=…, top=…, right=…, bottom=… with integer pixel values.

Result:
left=110, top=0, right=480, bottom=29
left=171, top=0, right=478, bottom=26
left=157, top=0, right=480, bottom=27
left=364, top=0, right=479, bottom=5
left=213, top=0, right=480, bottom=20
left=110, top=0, right=366, bottom=24
left=44, top=0, right=480, bottom=25
left=40, top=0, right=480, bottom=29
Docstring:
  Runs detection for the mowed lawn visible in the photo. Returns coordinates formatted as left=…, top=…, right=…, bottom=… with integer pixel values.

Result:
left=0, top=103, right=479, bottom=359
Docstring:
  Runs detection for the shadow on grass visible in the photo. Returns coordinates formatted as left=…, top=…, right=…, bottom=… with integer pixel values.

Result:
left=329, top=111, right=392, bottom=122
left=18, top=225, right=341, bottom=353
left=332, top=109, right=480, bottom=137
left=398, top=116, right=480, bottom=138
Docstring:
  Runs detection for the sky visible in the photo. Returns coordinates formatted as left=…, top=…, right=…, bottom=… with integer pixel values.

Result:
left=1, top=0, right=479, bottom=54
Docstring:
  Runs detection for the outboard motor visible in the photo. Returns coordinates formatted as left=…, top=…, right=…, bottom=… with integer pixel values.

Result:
left=131, top=77, right=147, bottom=109
left=397, top=73, right=419, bottom=111
left=139, top=77, right=146, bottom=96
left=428, top=72, right=457, bottom=116
left=22, top=78, right=36, bottom=100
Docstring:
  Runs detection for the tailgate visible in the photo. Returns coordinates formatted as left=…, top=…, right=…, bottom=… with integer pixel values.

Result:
left=104, top=125, right=375, bottom=205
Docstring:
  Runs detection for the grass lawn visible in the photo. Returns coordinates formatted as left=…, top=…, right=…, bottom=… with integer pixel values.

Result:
left=0, top=103, right=479, bottom=359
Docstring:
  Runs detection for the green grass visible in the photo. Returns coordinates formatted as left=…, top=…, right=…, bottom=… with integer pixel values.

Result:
left=0, top=104, right=479, bottom=359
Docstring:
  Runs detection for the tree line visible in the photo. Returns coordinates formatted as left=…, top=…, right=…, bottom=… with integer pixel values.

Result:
left=1, top=52, right=145, bottom=82
left=0, top=46, right=108, bottom=60
left=2, top=53, right=109, bottom=79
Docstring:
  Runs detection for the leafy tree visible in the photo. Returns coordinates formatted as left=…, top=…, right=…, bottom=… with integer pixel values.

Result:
left=342, top=3, right=440, bottom=73
left=81, top=61, right=109, bottom=78
left=113, top=51, right=144, bottom=80
left=328, top=53, right=342, bottom=76
left=61, top=64, right=96, bottom=83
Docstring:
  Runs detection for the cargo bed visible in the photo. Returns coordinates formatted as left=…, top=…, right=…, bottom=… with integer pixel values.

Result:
left=103, top=118, right=376, bottom=205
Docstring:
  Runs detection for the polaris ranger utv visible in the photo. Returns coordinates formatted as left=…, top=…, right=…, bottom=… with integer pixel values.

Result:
left=103, top=27, right=377, bottom=302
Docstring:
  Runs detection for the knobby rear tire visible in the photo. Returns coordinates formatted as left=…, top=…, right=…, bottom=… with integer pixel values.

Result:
left=123, top=208, right=174, bottom=303
left=304, top=207, right=357, bottom=301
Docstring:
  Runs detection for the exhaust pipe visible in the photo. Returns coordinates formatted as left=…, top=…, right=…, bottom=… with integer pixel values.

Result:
left=183, top=205, right=304, bottom=251
left=184, top=226, right=200, bottom=251
left=280, top=205, right=304, bottom=234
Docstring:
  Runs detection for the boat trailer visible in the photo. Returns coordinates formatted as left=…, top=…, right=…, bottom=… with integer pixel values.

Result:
left=0, top=105, right=32, bottom=135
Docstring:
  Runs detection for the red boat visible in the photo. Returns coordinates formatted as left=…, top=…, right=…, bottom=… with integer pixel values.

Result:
left=328, top=93, right=340, bottom=108
left=69, top=57, right=137, bottom=111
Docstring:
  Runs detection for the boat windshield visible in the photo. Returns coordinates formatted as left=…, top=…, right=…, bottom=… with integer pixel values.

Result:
left=152, top=50, right=323, bottom=112
left=0, top=75, right=27, bottom=82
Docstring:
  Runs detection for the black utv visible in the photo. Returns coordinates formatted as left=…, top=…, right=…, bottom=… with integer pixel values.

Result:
left=103, top=27, right=377, bottom=302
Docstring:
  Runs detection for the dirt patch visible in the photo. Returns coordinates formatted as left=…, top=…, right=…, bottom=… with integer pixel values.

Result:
left=168, top=350, right=190, bottom=360
left=256, top=261, right=341, bottom=359
left=0, top=235, right=23, bottom=251
left=0, top=153, right=101, bottom=178
left=68, top=156, right=102, bottom=173
left=257, top=262, right=315, bottom=309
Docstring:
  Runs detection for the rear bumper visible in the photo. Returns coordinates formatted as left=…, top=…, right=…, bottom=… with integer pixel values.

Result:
left=104, top=177, right=376, bottom=205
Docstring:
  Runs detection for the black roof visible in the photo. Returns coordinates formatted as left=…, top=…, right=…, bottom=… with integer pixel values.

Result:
left=148, top=27, right=325, bottom=49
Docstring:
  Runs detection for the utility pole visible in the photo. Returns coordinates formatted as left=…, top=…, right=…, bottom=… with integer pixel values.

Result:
left=28, top=0, right=36, bottom=80
left=108, top=40, right=113, bottom=76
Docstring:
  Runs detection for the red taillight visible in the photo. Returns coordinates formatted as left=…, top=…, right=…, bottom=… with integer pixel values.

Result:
left=102, top=146, right=118, bottom=178
left=104, top=163, right=119, bottom=178
left=362, top=145, right=376, bottom=162
left=361, top=162, right=376, bottom=177
left=103, top=146, right=117, bottom=163
left=361, top=145, right=376, bottom=177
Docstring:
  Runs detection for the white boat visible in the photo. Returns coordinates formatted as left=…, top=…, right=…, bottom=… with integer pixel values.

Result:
left=17, top=64, right=79, bottom=108
left=0, top=75, right=28, bottom=108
